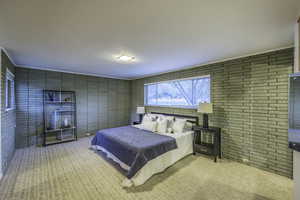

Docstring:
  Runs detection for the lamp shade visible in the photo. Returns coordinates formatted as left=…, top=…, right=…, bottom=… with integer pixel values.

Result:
left=136, top=106, right=145, bottom=114
left=197, top=103, right=213, bottom=114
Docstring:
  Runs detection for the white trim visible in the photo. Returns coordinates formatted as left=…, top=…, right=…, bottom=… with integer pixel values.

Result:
left=132, top=45, right=294, bottom=80
left=0, top=46, right=294, bottom=80
left=5, top=69, right=15, bottom=111
left=144, top=74, right=210, bottom=85
left=1, top=47, right=130, bottom=80
left=6, top=69, right=15, bottom=77
left=0, top=47, right=18, bottom=66
left=144, top=75, right=211, bottom=108
left=145, top=105, right=197, bottom=110
left=15, top=65, right=130, bottom=80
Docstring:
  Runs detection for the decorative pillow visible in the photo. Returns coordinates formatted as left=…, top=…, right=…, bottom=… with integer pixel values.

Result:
left=156, top=118, right=168, bottom=133
left=173, top=118, right=187, bottom=133
left=158, top=115, right=174, bottom=131
left=147, top=113, right=162, bottom=119
left=167, top=127, right=173, bottom=134
left=184, top=121, right=194, bottom=132
left=141, top=114, right=155, bottom=125
left=141, top=120, right=158, bottom=132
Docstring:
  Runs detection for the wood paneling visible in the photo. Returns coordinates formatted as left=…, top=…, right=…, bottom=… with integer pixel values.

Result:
left=15, top=68, right=131, bottom=148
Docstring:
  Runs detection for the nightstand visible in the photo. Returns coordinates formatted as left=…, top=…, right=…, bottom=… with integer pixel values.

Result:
left=132, top=121, right=141, bottom=125
left=192, top=126, right=221, bottom=162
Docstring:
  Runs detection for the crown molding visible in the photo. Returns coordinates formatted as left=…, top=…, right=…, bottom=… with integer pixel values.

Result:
left=1, top=47, right=130, bottom=80
left=130, top=45, right=294, bottom=80
left=0, top=47, right=18, bottom=66
left=15, top=64, right=130, bottom=80
left=1, top=45, right=294, bottom=81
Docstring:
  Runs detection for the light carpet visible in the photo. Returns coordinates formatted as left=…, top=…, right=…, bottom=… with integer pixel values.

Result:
left=0, top=137, right=293, bottom=200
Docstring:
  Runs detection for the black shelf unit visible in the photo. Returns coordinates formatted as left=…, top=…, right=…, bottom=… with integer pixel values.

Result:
left=43, top=90, right=77, bottom=146
left=192, top=126, right=221, bottom=162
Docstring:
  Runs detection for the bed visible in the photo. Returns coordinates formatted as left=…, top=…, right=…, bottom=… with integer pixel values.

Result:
left=91, top=112, right=198, bottom=187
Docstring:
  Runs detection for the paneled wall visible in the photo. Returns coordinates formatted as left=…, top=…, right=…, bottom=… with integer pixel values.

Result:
left=1, top=50, right=16, bottom=175
left=131, top=48, right=294, bottom=178
left=15, top=67, right=131, bottom=148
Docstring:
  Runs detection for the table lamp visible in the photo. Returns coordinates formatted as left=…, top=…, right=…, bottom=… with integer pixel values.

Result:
left=197, top=103, right=213, bottom=128
left=136, top=106, right=145, bottom=123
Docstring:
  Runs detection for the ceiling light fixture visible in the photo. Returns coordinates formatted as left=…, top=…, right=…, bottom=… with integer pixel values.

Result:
left=116, top=55, right=135, bottom=62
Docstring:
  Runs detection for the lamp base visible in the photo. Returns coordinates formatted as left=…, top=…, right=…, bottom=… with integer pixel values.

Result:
left=139, top=114, right=143, bottom=123
left=203, top=114, right=209, bottom=128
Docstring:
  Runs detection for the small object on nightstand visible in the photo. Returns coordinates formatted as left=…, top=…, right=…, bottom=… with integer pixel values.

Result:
left=192, top=125, right=221, bottom=162
left=136, top=106, right=145, bottom=123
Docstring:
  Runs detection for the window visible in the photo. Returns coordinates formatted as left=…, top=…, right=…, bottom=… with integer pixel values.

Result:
left=144, top=75, right=210, bottom=108
left=6, top=69, right=15, bottom=111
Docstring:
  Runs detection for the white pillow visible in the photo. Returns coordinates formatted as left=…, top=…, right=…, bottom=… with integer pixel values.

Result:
left=141, top=114, right=155, bottom=125
left=141, top=120, right=157, bottom=132
left=173, top=118, right=187, bottom=133
left=184, top=121, right=194, bottom=132
left=161, top=115, right=174, bottom=121
left=147, top=113, right=161, bottom=119
left=156, top=118, right=168, bottom=133
left=159, top=115, right=174, bottom=130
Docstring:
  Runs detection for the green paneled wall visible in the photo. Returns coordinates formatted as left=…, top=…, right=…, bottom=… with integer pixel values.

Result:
left=1, top=50, right=16, bottom=175
left=131, top=48, right=294, bottom=178
left=15, top=68, right=131, bottom=148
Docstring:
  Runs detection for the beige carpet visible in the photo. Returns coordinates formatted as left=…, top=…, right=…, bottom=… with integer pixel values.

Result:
left=0, top=137, right=293, bottom=200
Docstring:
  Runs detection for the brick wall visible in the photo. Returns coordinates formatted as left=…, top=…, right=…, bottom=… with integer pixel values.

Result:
left=1, top=50, right=16, bottom=175
left=15, top=67, right=131, bottom=148
left=131, top=48, right=294, bottom=178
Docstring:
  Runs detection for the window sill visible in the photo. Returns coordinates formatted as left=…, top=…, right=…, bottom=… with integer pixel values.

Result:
left=145, top=105, right=197, bottom=110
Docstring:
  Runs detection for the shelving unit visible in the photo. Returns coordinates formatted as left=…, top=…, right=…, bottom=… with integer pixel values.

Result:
left=43, top=90, right=77, bottom=146
left=192, top=126, right=221, bottom=162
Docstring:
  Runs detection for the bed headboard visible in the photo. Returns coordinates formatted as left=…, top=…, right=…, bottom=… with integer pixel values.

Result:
left=150, top=112, right=199, bottom=126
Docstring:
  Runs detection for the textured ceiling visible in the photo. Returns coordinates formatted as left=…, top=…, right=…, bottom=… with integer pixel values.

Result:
left=1, top=0, right=300, bottom=79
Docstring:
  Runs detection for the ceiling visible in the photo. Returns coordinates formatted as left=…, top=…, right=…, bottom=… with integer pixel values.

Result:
left=1, top=0, right=300, bottom=79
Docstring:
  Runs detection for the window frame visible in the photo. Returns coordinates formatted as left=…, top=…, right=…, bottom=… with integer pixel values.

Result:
left=144, top=75, right=211, bottom=109
left=5, top=69, right=15, bottom=111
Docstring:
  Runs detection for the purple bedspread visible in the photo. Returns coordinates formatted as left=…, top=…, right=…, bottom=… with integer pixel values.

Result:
left=91, top=126, right=177, bottom=178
